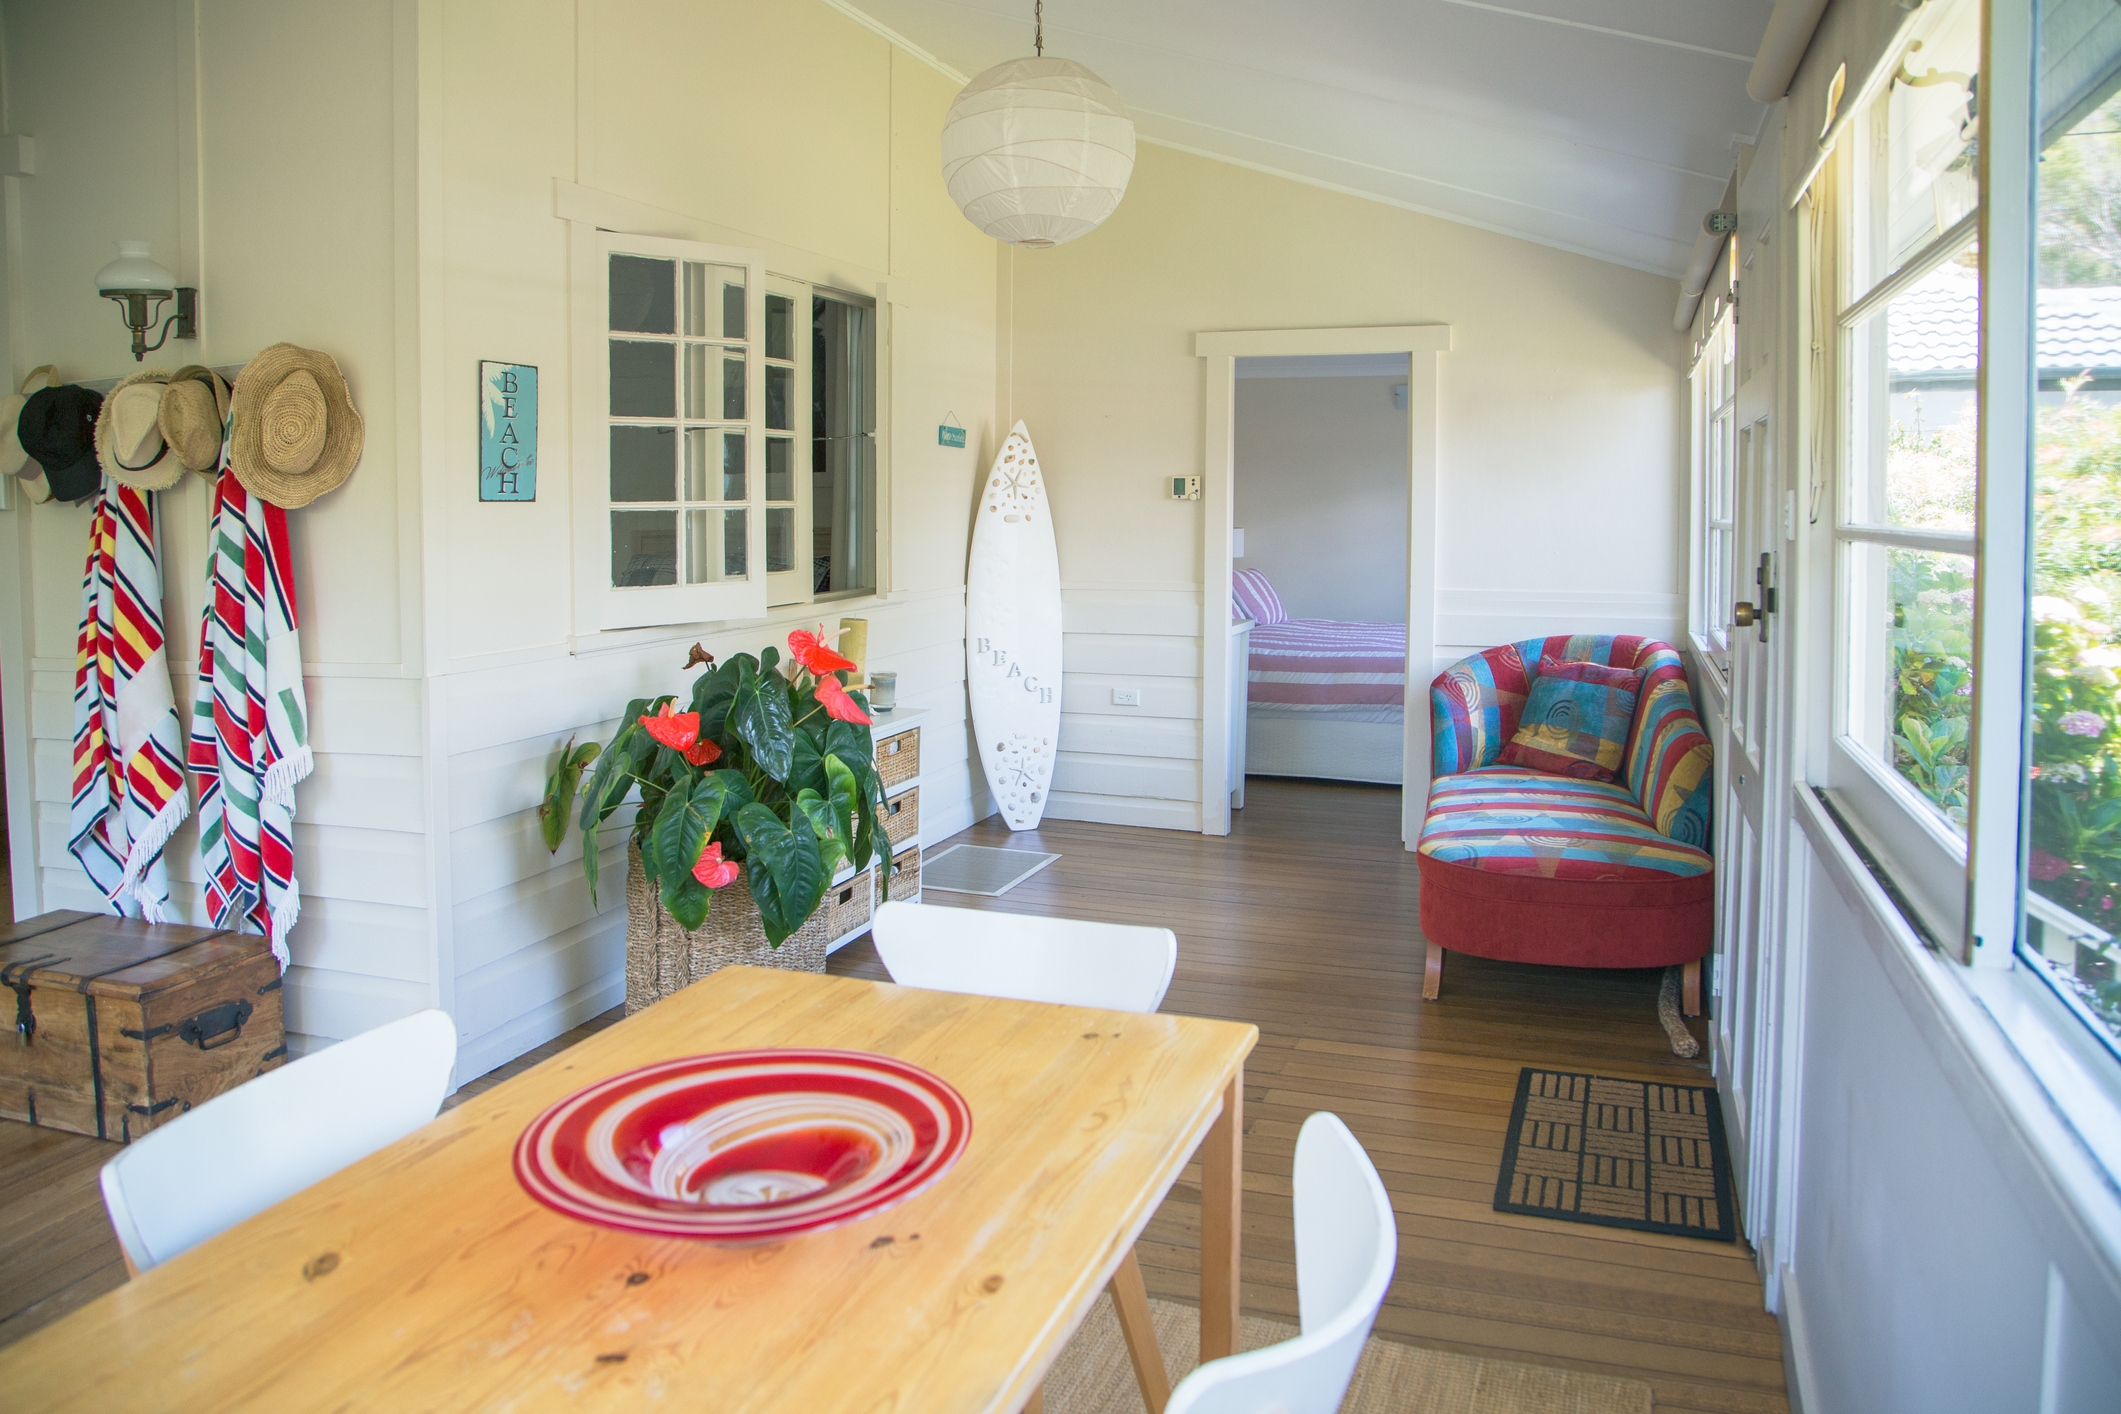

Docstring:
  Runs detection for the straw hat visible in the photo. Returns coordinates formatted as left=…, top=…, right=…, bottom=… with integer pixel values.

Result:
left=1, top=365, right=56, bottom=481
left=20, top=385, right=106, bottom=504
left=158, top=365, right=232, bottom=475
left=230, top=343, right=363, bottom=509
left=96, top=369, right=183, bottom=491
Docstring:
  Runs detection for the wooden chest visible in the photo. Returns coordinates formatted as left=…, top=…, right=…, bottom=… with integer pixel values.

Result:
left=1, top=911, right=287, bottom=1143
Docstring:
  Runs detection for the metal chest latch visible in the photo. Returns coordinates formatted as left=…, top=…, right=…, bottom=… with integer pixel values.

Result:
left=179, top=998, right=254, bottom=1051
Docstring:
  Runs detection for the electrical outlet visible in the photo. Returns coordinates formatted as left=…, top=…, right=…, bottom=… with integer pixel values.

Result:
left=1112, top=687, right=1142, bottom=707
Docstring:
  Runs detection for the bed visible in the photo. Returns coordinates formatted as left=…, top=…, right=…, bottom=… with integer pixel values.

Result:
left=1234, top=570, right=1406, bottom=785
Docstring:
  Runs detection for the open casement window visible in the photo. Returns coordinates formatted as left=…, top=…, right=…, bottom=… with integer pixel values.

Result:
left=763, top=276, right=810, bottom=608
left=1825, top=0, right=1984, bottom=942
left=583, top=231, right=768, bottom=630
left=812, top=291, right=879, bottom=601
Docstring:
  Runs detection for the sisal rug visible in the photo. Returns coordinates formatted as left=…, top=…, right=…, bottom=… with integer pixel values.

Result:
left=922, top=843, right=1062, bottom=896
left=1045, top=1293, right=1652, bottom=1414
left=1495, top=1068, right=1735, bottom=1241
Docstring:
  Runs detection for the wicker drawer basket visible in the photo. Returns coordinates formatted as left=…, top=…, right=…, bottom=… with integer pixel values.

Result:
left=883, top=785, right=919, bottom=850
left=887, top=844, right=921, bottom=899
left=876, top=727, right=920, bottom=791
left=826, top=868, right=874, bottom=940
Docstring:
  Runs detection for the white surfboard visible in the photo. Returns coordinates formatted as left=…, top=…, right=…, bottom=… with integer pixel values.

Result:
left=967, top=422, right=1064, bottom=830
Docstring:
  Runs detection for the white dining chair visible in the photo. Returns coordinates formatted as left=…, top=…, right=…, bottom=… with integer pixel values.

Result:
left=1165, top=1111, right=1396, bottom=1414
left=870, top=899, right=1178, bottom=1013
left=100, top=1007, right=458, bottom=1275
left=871, top=900, right=1180, bottom=1414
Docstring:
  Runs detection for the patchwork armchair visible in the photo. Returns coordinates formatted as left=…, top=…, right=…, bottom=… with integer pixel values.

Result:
left=1418, top=635, right=1715, bottom=1010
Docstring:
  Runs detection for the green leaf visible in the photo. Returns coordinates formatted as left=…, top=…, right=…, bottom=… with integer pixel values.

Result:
left=690, top=659, right=741, bottom=741
left=731, top=659, right=796, bottom=778
left=578, top=706, right=650, bottom=831
left=734, top=801, right=827, bottom=946
left=651, top=773, right=733, bottom=898
left=822, top=751, right=861, bottom=845
left=662, top=873, right=713, bottom=932
left=785, top=731, right=828, bottom=799
left=794, top=787, right=851, bottom=876
left=538, top=737, right=602, bottom=853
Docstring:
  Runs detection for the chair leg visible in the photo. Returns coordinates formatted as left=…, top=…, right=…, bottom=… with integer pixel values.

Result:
left=1423, top=940, right=1444, bottom=1001
left=1683, top=958, right=1702, bottom=1017
left=1108, top=1247, right=1172, bottom=1413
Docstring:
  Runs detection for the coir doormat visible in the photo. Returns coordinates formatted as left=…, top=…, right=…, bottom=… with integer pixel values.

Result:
left=1494, top=1068, right=1735, bottom=1241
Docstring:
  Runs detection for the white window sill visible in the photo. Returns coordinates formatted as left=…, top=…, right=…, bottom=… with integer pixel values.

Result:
left=567, top=588, right=906, bottom=661
left=1796, top=785, right=2121, bottom=1279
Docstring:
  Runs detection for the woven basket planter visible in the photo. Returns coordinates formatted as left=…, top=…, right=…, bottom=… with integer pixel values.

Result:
left=623, top=842, right=827, bottom=1015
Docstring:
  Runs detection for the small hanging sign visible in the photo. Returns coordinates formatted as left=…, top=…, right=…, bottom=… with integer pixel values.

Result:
left=479, top=360, right=537, bottom=501
left=938, top=411, right=966, bottom=449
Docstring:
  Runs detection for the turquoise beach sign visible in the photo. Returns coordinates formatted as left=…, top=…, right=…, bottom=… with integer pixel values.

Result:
left=480, top=360, right=537, bottom=501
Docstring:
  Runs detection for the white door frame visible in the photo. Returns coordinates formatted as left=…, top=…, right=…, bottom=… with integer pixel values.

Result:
left=1195, top=324, right=1452, bottom=845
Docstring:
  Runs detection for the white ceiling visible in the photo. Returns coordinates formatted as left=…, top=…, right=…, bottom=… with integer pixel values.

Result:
left=837, top=0, right=1775, bottom=278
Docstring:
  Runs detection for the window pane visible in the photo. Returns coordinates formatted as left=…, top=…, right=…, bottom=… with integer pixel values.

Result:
left=723, top=278, right=746, bottom=340
left=723, top=353, right=746, bottom=420
left=609, top=255, right=674, bottom=334
left=2023, top=84, right=2121, bottom=1054
left=766, top=436, right=793, bottom=501
left=767, top=365, right=792, bottom=431
left=612, top=510, right=676, bottom=587
left=610, top=426, right=675, bottom=503
left=685, top=344, right=707, bottom=420
left=1881, top=5, right=1981, bottom=276
left=610, top=340, right=675, bottom=419
left=723, top=432, right=746, bottom=500
left=813, top=433, right=876, bottom=597
left=683, top=262, right=706, bottom=337
left=681, top=508, right=750, bottom=584
left=683, top=427, right=708, bottom=501
left=766, top=293, right=793, bottom=360
left=725, top=508, right=748, bottom=578
left=1847, top=542, right=1975, bottom=826
left=1846, top=250, right=1981, bottom=529
left=767, top=507, right=795, bottom=573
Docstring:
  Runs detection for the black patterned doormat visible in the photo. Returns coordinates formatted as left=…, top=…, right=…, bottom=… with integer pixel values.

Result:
left=1493, top=1068, right=1735, bottom=1241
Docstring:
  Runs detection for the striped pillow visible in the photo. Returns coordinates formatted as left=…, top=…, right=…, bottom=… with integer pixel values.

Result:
left=1232, top=568, right=1287, bottom=625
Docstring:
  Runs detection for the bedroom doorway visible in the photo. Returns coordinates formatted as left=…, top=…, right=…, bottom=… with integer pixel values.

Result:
left=1231, top=356, right=1411, bottom=802
left=1196, top=325, right=1451, bottom=846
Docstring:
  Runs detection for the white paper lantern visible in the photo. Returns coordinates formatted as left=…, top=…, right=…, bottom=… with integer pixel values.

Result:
left=941, top=57, right=1136, bottom=249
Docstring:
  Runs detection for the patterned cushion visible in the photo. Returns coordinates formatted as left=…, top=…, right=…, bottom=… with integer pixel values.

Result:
left=1541, top=656, right=1640, bottom=690
left=1231, top=568, right=1288, bottom=625
left=1418, top=767, right=1713, bottom=882
left=1497, top=674, right=1637, bottom=780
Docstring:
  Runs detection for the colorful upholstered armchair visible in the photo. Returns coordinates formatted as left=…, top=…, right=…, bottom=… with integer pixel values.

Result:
left=1419, top=635, right=1715, bottom=1015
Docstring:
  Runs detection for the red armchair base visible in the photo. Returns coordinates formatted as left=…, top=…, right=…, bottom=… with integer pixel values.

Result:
left=1416, top=852, right=1712, bottom=972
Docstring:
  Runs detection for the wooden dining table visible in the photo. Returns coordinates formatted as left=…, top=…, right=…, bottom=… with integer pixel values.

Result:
left=0, top=965, right=1258, bottom=1412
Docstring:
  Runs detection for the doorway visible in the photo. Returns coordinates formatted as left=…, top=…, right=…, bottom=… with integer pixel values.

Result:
left=1231, top=355, right=1411, bottom=812
left=1196, top=325, right=1451, bottom=845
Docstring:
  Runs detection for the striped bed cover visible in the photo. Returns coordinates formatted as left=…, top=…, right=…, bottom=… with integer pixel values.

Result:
left=1246, top=618, right=1406, bottom=722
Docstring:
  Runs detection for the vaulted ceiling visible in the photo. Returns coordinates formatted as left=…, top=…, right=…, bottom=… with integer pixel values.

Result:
left=842, top=0, right=1776, bottom=278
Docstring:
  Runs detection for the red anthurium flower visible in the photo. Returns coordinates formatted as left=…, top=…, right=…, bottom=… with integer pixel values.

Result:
left=813, top=673, right=872, bottom=725
left=639, top=700, right=700, bottom=752
left=788, top=626, right=857, bottom=677
left=692, top=841, right=740, bottom=889
left=684, top=736, right=722, bottom=767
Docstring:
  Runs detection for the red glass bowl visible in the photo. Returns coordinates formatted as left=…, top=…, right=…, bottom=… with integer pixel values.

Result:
left=513, top=1048, right=971, bottom=1243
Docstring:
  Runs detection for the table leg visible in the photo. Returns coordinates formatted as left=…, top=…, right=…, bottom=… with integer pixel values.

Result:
left=1021, top=1384, right=1043, bottom=1414
left=1109, top=1248, right=1172, bottom=1413
left=1199, top=1064, right=1243, bottom=1364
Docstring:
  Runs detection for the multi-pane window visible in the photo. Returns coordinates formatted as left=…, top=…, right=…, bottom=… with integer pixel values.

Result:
left=1837, top=0, right=1982, bottom=830
left=812, top=294, right=876, bottom=599
left=1697, top=309, right=1737, bottom=670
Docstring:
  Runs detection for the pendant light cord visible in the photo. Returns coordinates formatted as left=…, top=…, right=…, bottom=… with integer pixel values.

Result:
left=1035, top=0, right=1043, bottom=56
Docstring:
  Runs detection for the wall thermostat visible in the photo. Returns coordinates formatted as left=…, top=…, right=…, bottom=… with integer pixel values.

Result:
left=1169, top=475, right=1201, bottom=500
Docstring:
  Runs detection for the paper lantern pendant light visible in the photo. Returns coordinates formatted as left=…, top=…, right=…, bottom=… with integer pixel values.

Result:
left=941, top=52, right=1136, bottom=249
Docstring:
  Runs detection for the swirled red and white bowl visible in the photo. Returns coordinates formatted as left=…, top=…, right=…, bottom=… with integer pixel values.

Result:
left=513, top=1049, right=971, bottom=1243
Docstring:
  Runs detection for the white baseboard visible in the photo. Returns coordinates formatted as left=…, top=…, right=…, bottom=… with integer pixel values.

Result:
left=1780, top=1263, right=1820, bottom=1414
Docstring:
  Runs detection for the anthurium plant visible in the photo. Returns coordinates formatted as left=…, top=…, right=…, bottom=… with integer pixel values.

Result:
left=571, top=628, right=889, bottom=946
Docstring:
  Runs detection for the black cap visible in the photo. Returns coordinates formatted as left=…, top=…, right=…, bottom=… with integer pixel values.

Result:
left=20, top=385, right=104, bottom=504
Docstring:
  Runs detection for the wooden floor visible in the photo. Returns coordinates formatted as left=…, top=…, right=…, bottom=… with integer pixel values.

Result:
left=0, top=779, right=1786, bottom=1413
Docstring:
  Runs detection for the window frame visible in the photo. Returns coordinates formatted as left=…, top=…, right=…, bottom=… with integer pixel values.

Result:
left=1690, top=268, right=1739, bottom=677
left=572, top=228, right=770, bottom=631
left=764, top=273, right=813, bottom=609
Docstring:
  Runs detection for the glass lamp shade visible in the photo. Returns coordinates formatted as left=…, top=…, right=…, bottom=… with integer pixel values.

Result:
left=941, top=57, right=1136, bottom=249
left=95, top=240, right=175, bottom=295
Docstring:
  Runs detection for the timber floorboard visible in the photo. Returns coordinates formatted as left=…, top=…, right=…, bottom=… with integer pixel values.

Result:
left=0, top=779, right=1787, bottom=1414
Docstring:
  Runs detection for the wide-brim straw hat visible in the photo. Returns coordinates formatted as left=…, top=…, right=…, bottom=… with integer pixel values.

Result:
left=158, top=364, right=232, bottom=475
left=230, top=342, right=364, bottom=509
left=0, top=365, right=56, bottom=480
left=96, top=369, right=183, bottom=491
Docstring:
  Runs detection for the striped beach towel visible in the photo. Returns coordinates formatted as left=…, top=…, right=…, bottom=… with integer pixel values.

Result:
left=69, top=483, right=190, bottom=921
left=189, top=468, right=312, bottom=968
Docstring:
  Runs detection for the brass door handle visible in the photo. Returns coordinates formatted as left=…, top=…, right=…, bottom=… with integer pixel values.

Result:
left=1733, top=602, right=1757, bottom=627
